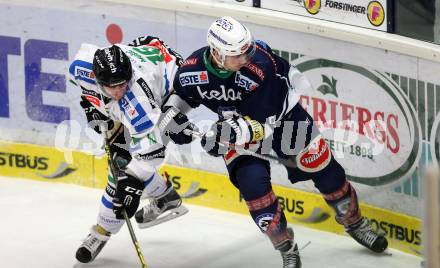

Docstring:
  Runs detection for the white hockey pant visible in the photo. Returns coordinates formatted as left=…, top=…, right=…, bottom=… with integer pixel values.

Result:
left=97, top=137, right=168, bottom=234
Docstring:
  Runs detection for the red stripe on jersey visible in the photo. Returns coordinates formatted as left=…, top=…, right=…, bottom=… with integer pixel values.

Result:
left=148, top=40, right=173, bottom=63
left=85, top=95, right=101, bottom=107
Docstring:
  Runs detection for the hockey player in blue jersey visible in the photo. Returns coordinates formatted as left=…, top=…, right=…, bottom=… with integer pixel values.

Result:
left=166, top=17, right=388, bottom=268
left=69, top=36, right=193, bottom=263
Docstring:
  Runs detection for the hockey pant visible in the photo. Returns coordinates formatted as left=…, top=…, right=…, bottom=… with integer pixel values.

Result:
left=228, top=157, right=292, bottom=249
left=273, top=102, right=362, bottom=227
left=97, top=129, right=169, bottom=234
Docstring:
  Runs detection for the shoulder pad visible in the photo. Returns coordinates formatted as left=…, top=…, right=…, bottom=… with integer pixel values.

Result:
left=69, top=43, right=98, bottom=86
left=128, top=35, right=160, bottom=47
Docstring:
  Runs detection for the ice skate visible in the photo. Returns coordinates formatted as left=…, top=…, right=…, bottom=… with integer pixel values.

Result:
left=277, top=228, right=301, bottom=268
left=346, top=217, right=388, bottom=253
left=280, top=242, right=301, bottom=268
left=75, top=225, right=110, bottom=263
left=135, top=181, right=188, bottom=228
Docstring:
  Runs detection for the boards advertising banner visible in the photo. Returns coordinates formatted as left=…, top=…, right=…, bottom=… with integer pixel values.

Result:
left=292, top=56, right=422, bottom=187
left=261, top=0, right=389, bottom=32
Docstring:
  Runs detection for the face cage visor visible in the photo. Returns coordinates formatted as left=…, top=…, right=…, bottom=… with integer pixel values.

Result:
left=217, top=39, right=256, bottom=68
left=96, top=79, right=128, bottom=99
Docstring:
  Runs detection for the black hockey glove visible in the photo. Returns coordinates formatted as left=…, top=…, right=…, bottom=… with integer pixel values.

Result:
left=80, top=96, right=125, bottom=145
left=113, top=172, right=144, bottom=219
left=80, top=97, right=115, bottom=133
left=159, top=106, right=195, bottom=145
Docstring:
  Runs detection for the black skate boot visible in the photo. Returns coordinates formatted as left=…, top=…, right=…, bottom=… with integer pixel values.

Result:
left=75, top=225, right=110, bottom=263
left=276, top=228, right=301, bottom=268
left=346, top=217, right=388, bottom=253
left=280, top=242, right=301, bottom=268
left=135, top=180, right=188, bottom=228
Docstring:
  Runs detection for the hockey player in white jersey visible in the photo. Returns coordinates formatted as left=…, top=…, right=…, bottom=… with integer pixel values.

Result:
left=69, top=36, right=194, bottom=263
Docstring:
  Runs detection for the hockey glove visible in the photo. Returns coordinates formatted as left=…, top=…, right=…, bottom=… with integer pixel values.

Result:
left=113, top=172, right=144, bottom=219
left=158, top=106, right=195, bottom=145
left=200, top=115, right=264, bottom=157
left=80, top=97, right=123, bottom=143
left=200, top=130, right=229, bottom=157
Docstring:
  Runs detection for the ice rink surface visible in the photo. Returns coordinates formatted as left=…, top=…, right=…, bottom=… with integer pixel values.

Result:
left=0, top=177, right=422, bottom=268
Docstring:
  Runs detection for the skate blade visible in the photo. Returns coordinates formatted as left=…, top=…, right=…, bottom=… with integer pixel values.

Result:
left=382, top=250, right=392, bottom=256
left=299, top=241, right=311, bottom=251
left=137, top=206, right=189, bottom=229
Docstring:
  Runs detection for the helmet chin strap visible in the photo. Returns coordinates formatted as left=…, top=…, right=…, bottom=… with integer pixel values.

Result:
left=210, top=48, right=230, bottom=71
left=97, top=83, right=113, bottom=99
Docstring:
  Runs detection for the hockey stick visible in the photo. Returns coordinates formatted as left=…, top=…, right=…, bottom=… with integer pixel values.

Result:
left=183, top=129, right=297, bottom=168
left=101, top=125, right=148, bottom=268
left=141, top=91, right=296, bottom=168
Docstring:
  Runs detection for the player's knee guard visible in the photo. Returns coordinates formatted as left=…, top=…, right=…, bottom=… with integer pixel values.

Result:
left=126, top=144, right=168, bottom=198
left=323, top=181, right=362, bottom=227
left=246, top=190, right=292, bottom=249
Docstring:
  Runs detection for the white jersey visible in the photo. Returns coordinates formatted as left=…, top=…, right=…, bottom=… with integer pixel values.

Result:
left=69, top=42, right=179, bottom=138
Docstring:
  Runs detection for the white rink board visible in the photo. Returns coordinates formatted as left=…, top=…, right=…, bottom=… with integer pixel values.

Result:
left=0, top=0, right=437, bottom=217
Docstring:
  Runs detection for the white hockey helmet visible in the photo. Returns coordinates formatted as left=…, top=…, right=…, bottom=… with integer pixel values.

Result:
left=207, top=16, right=256, bottom=67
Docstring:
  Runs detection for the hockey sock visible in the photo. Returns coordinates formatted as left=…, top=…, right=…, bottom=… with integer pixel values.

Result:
left=323, top=181, right=362, bottom=227
left=246, top=190, right=292, bottom=249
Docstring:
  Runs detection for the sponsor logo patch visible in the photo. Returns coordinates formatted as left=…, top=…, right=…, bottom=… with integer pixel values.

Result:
left=120, top=97, right=139, bottom=120
left=136, top=78, right=157, bottom=109
left=75, top=66, right=94, bottom=78
left=179, top=71, right=209, bottom=86
left=181, top=58, right=198, bottom=67
left=245, top=63, right=265, bottom=80
left=297, top=136, right=331, bottom=172
left=215, top=18, right=233, bottom=32
left=197, top=85, right=242, bottom=101
left=235, top=72, right=259, bottom=92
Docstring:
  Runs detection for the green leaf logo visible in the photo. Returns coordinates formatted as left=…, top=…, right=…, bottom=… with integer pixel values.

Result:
left=317, top=74, right=338, bottom=97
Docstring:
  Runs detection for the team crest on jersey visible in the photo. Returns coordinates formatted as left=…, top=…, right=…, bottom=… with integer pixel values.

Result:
left=235, top=72, right=259, bottom=92
left=256, top=213, right=274, bottom=232
left=179, top=71, right=209, bottom=86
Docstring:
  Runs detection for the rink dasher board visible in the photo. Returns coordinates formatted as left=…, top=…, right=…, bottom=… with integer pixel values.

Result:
left=0, top=140, right=422, bottom=255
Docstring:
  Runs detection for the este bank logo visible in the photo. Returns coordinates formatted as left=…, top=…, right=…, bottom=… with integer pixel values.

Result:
left=367, top=1, right=385, bottom=27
